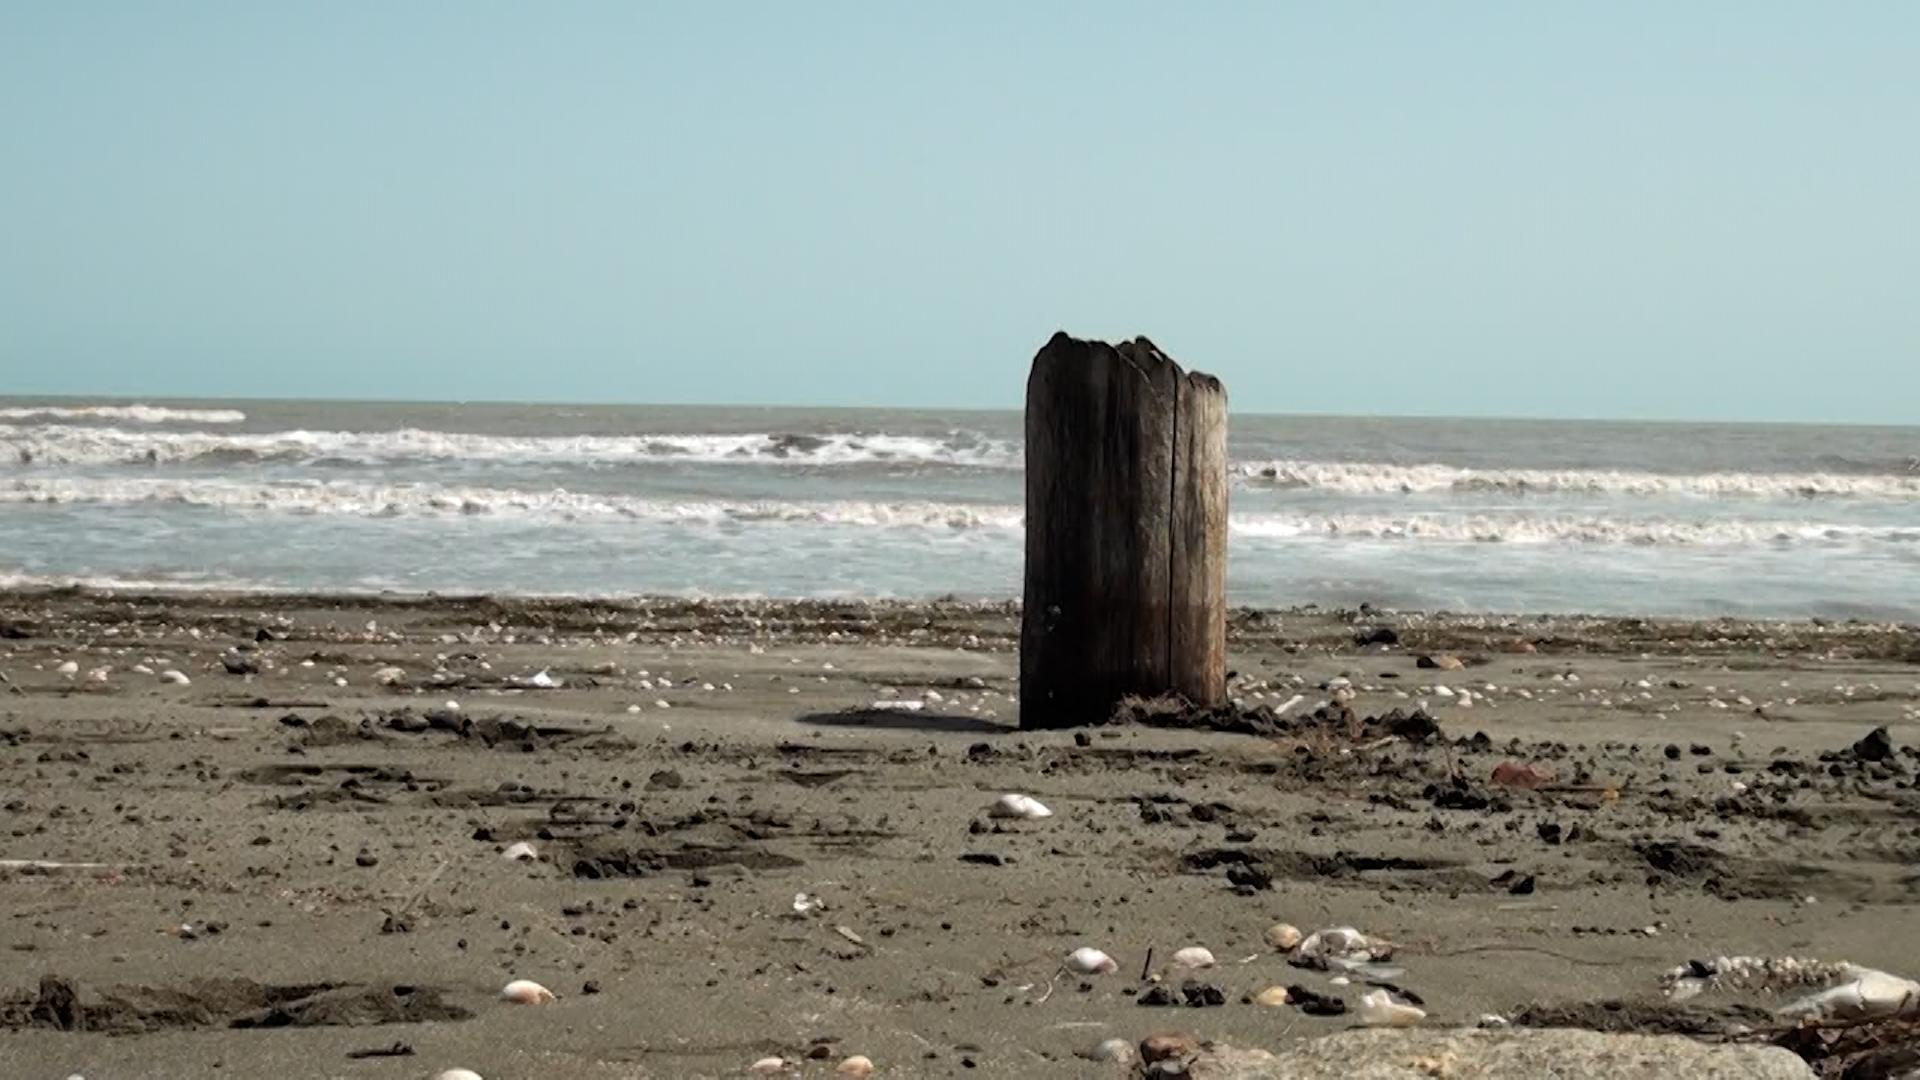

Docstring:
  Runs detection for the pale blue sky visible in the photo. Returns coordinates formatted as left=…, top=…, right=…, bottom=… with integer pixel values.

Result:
left=2, top=3, right=1915, bottom=421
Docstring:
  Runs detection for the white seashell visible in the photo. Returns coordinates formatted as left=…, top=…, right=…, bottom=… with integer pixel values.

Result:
left=748, top=1057, right=787, bottom=1074
left=159, top=670, right=190, bottom=686
left=500, top=979, right=555, bottom=1004
left=500, top=841, right=538, bottom=862
left=1297, top=926, right=1377, bottom=962
left=1169, top=946, right=1216, bottom=969
left=870, top=698, right=924, bottom=712
left=55, top=660, right=79, bottom=677
left=835, top=1055, right=874, bottom=1077
left=792, top=892, right=824, bottom=916
left=1066, top=947, right=1119, bottom=975
left=373, top=666, right=407, bottom=686
left=434, top=1071, right=484, bottom=1080
left=87, top=666, right=110, bottom=682
left=988, top=794, right=1053, bottom=820
left=1086, top=1037, right=1133, bottom=1062
left=520, top=670, right=561, bottom=689
left=626, top=704, right=642, bottom=714
left=1358, top=989, right=1426, bottom=1027
left=444, top=700, right=460, bottom=711
left=1776, top=970, right=1920, bottom=1021
left=1264, top=923, right=1303, bottom=951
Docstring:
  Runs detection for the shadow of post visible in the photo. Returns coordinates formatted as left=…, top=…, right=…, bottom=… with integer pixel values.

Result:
left=794, top=708, right=1015, bottom=735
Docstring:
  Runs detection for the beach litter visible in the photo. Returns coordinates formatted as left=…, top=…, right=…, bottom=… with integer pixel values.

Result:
left=1357, top=988, right=1427, bottom=1027
left=987, top=793, right=1053, bottom=820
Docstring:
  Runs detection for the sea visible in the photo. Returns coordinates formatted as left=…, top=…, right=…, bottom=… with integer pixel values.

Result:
left=2, top=398, right=1916, bottom=620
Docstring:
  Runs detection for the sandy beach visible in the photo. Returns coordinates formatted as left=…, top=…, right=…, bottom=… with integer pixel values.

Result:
left=0, top=588, right=1914, bottom=1077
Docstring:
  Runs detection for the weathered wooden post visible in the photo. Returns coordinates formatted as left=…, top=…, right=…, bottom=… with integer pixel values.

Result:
left=1020, top=332, right=1228, bottom=729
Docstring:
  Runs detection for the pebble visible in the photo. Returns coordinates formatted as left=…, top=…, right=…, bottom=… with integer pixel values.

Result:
left=835, top=1055, right=874, bottom=1077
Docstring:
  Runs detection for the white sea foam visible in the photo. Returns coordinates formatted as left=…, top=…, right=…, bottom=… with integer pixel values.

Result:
left=6, top=476, right=1911, bottom=548
left=7, top=423, right=1915, bottom=502
left=1236, top=459, right=1920, bottom=500
left=0, top=476, right=1026, bottom=530
left=0, top=424, right=1020, bottom=469
left=0, top=405, right=247, bottom=424
left=1229, top=512, right=1915, bottom=547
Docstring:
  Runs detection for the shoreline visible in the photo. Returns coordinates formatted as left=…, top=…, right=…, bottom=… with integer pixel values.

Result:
left=1, top=585, right=1916, bottom=1077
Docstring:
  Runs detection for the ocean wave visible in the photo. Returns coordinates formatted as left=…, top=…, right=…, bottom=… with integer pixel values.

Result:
left=0, top=424, right=1020, bottom=469
left=0, top=404, right=247, bottom=424
left=0, top=476, right=1025, bottom=530
left=4, top=476, right=1912, bottom=548
left=1230, top=512, right=1915, bottom=547
left=1236, top=459, right=1920, bottom=500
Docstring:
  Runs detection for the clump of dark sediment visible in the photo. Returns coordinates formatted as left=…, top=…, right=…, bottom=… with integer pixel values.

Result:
left=1109, top=694, right=1444, bottom=743
left=0, top=976, right=472, bottom=1034
left=1773, top=1013, right=1920, bottom=1078
left=1508, top=998, right=1772, bottom=1037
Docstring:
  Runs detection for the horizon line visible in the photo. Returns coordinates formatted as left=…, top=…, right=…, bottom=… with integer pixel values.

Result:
left=0, top=389, right=1911, bottom=431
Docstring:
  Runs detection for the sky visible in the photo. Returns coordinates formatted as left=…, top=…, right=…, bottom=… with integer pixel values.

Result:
left=1, top=4, right=1916, bottom=422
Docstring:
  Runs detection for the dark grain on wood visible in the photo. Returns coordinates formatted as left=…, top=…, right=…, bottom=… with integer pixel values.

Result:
left=1020, top=332, right=1228, bottom=729
left=1170, top=370, right=1229, bottom=705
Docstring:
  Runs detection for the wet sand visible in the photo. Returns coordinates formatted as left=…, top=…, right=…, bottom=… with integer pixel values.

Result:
left=1, top=590, right=1916, bottom=1078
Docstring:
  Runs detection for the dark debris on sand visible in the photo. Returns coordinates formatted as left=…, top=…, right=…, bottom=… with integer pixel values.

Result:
left=1109, top=695, right=1444, bottom=744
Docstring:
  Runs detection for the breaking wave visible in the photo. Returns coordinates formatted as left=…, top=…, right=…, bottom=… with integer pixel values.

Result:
left=0, top=424, right=1020, bottom=470
left=0, top=404, right=247, bottom=424
left=0, top=476, right=1024, bottom=530
left=6, top=476, right=1912, bottom=548
left=1236, top=459, right=1920, bottom=501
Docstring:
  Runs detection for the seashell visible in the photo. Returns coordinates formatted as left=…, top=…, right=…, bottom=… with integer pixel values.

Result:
left=1169, top=946, right=1216, bottom=969
left=835, top=1055, right=874, bottom=1077
left=520, top=670, right=561, bottom=689
left=500, top=841, right=538, bottom=862
left=747, top=1057, right=787, bottom=1074
left=434, top=1071, right=484, bottom=1080
left=1776, top=970, right=1920, bottom=1021
left=159, top=669, right=191, bottom=686
left=988, top=794, right=1053, bottom=820
left=1264, top=923, right=1303, bottom=951
left=87, top=666, right=110, bottom=682
left=1358, top=989, right=1426, bottom=1027
left=792, top=892, right=824, bottom=916
left=1252, top=985, right=1291, bottom=1007
left=373, top=666, right=407, bottom=686
left=55, top=660, right=78, bottom=677
left=1083, top=1038, right=1133, bottom=1063
left=1296, top=926, right=1391, bottom=967
left=500, top=979, right=555, bottom=1004
left=1066, top=947, right=1119, bottom=975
